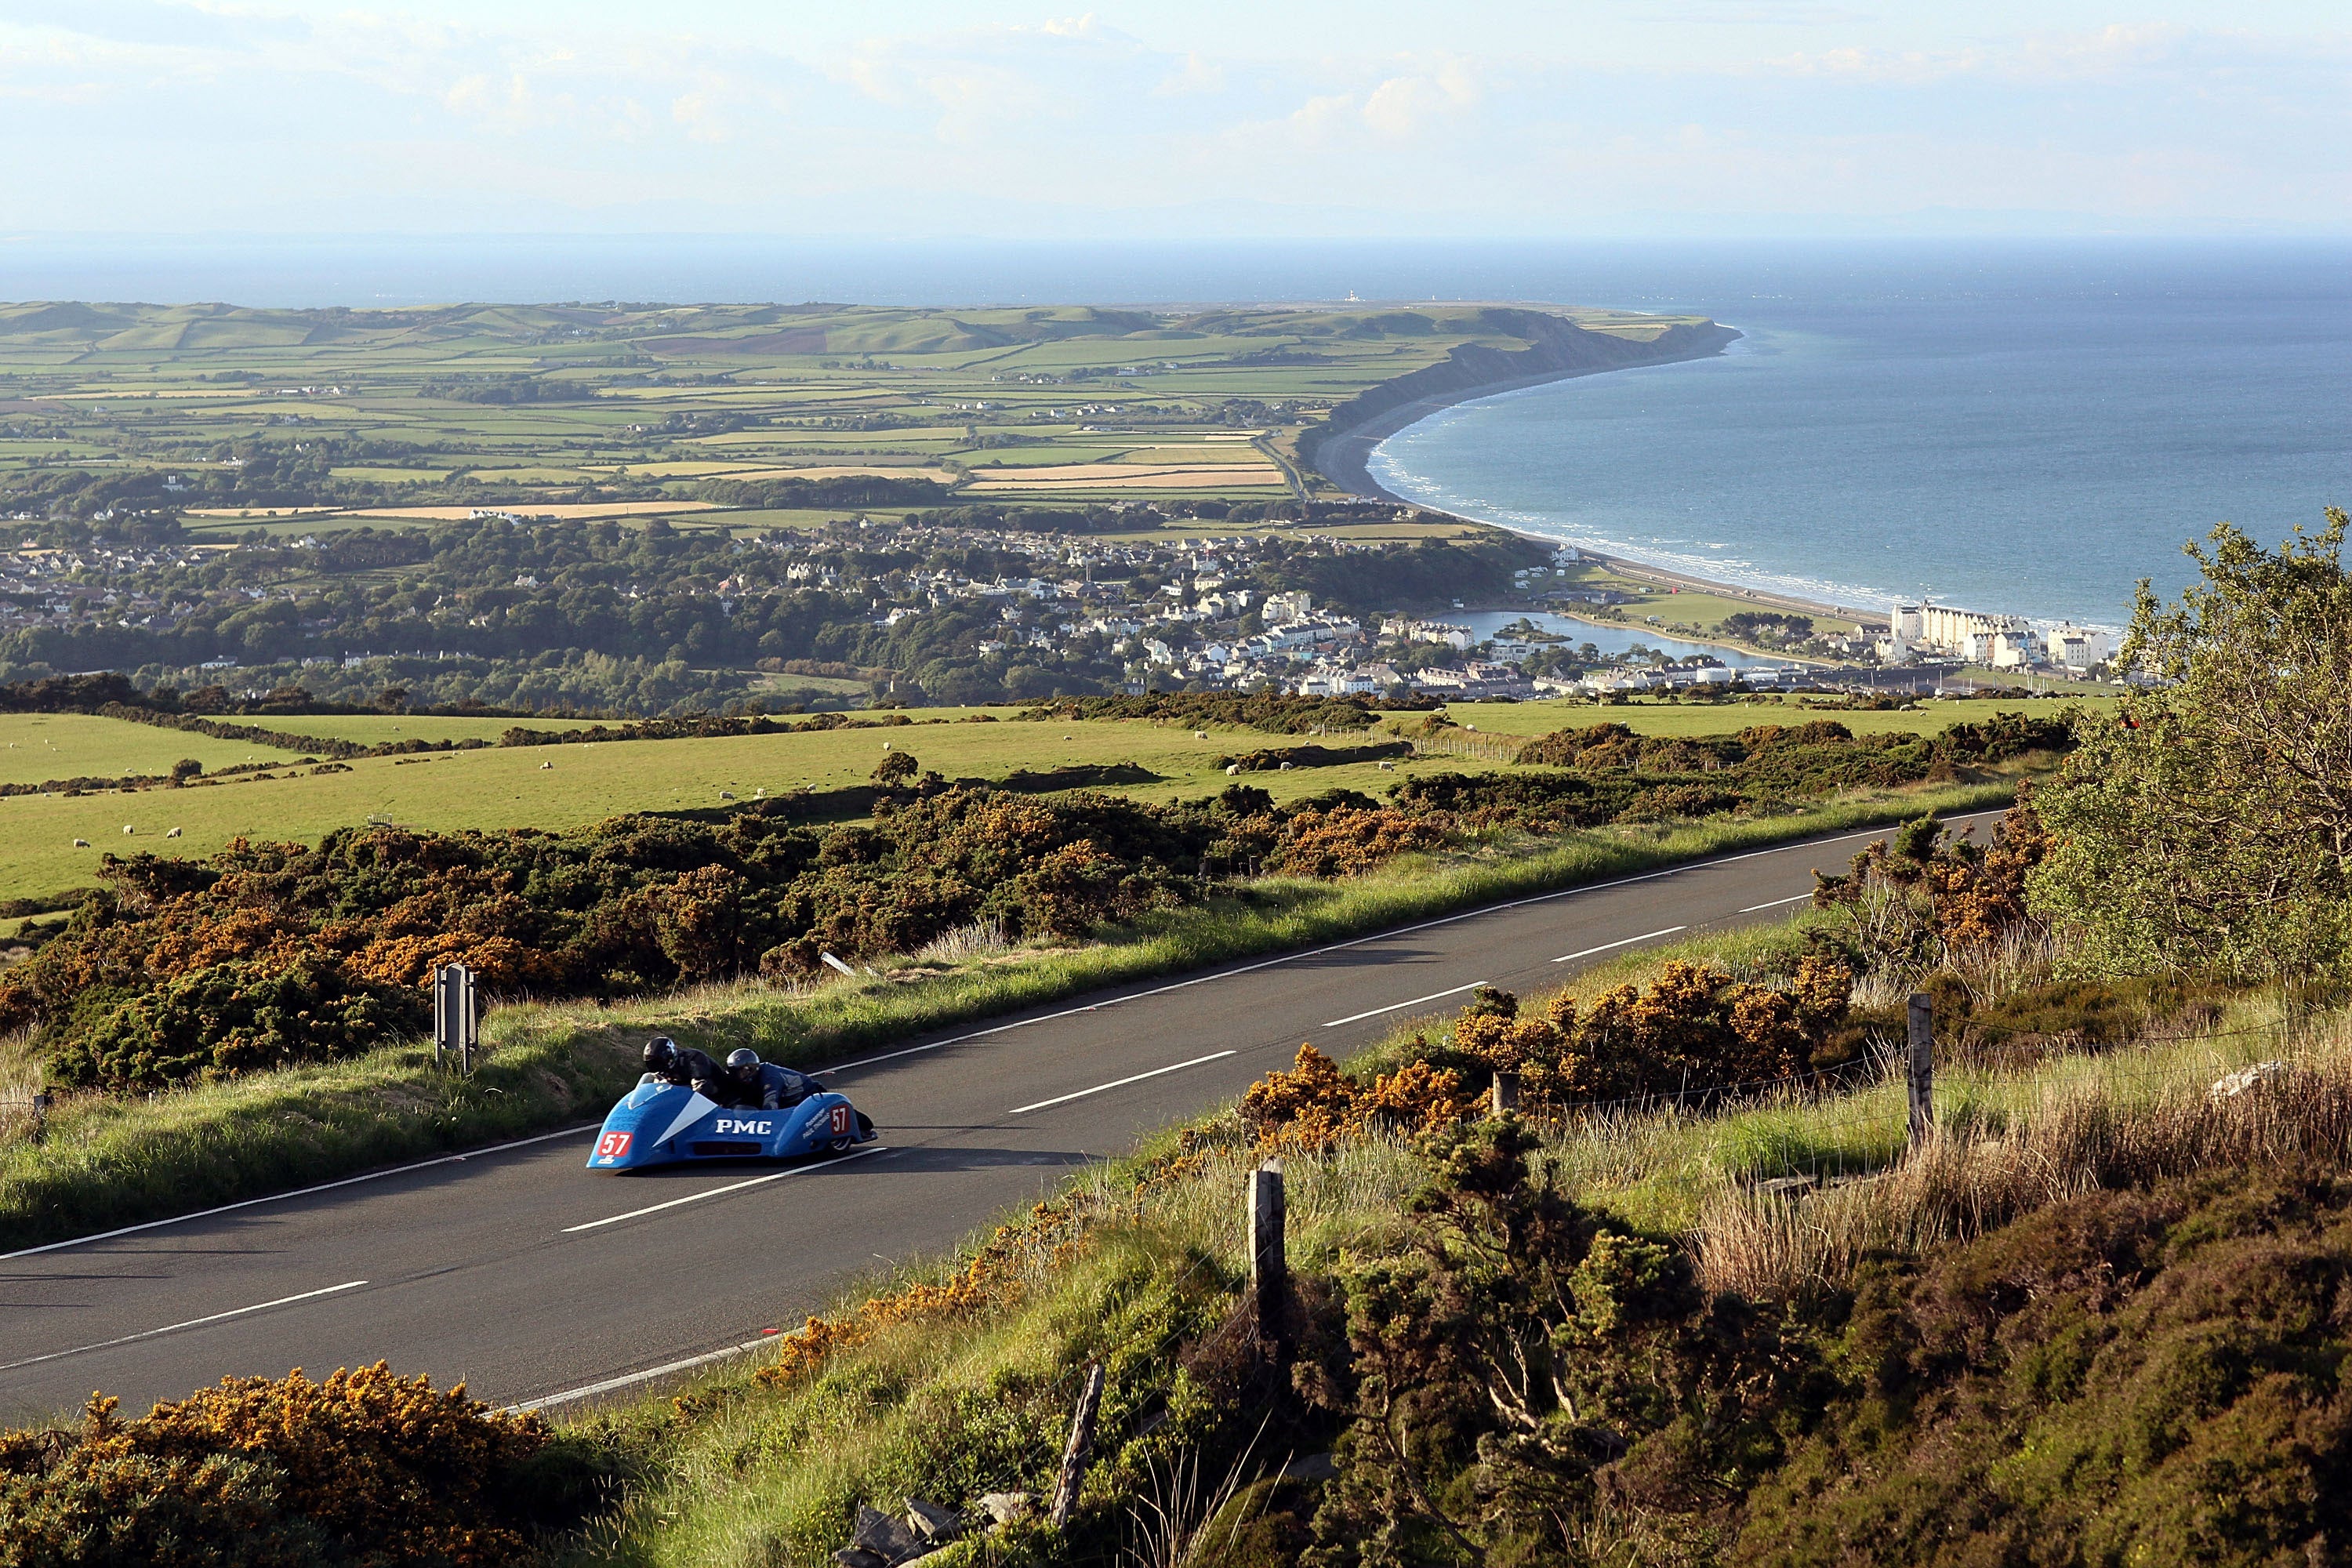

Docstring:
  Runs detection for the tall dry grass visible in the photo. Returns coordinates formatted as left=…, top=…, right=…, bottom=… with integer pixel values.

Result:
left=1690, top=1017, right=2352, bottom=1299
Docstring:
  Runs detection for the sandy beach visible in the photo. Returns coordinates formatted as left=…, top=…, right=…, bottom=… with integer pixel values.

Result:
left=1312, top=346, right=1888, bottom=630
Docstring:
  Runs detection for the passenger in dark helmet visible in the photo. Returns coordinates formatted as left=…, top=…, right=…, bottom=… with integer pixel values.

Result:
left=722, top=1047, right=822, bottom=1110
left=641, top=1036, right=725, bottom=1098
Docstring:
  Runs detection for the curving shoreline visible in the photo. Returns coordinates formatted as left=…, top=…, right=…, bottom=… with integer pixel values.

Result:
left=1305, top=310, right=1740, bottom=505
left=1307, top=314, right=1889, bottom=628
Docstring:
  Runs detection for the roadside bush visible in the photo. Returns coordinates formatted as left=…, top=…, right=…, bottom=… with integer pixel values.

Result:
left=1810, top=797, right=2052, bottom=978
left=1308, top=1120, right=1803, bottom=1564
left=0, top=1364, right=552, bottom=1567
left=1442, top=958, right=1852, bottom=1106
left=1272, top=805, right=1451, bottom=877
left=1239, top=1044, right=1479, bottom=1151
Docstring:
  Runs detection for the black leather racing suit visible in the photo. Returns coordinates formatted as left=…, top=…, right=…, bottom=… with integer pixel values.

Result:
left=734, top=1062, right=821, bottom=1110
left=652, top=1046, right=725, bottom=1098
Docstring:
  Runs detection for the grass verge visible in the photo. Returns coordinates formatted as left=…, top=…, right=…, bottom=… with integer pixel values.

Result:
left=0, top=778, right=2013, bottom=1250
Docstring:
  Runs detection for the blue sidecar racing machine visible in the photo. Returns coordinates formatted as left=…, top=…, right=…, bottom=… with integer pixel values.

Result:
left=587, top=1076, right=878, bottom=1172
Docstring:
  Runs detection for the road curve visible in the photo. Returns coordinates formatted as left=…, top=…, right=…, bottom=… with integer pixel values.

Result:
left=0, top=812, right=1990, bottom=1422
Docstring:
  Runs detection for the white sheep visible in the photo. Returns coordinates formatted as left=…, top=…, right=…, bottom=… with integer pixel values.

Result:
left=122, top=825, right=134, bottom=835
left=166, top=827, right=183, bottom=838
left=73, top=837, right=89, bottom=848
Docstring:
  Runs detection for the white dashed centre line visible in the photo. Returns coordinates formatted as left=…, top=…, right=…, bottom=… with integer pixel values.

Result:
left=1323, top=980, right=1488, bottom=1029
left=1739, top=892, right=1815, bottom=913
left=1552, top=926, right=1686, bottom=964
left=0, top=1279, right=371, bottom=1374
left=1008, top=1051, right=1237, bottom=1116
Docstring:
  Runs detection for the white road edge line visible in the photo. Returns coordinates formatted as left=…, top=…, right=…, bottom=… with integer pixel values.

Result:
left=1, top=1123, right=599, bottom=1260
left=1009, top=1051, right=1237, bottom=1116
left=561, top=1146, right=887, bottom=1234
left=1323, top=980, right=1488, bottom=1029
left=1552, top=926, right=1686, bottom=964
left=826, top=817, right=1974, bottom=1079
left=1739, top=892, right=1815, bottom=913
left=0, top=1279, right=369, bottom=1374
left=505, top=1338, right=770, bottom=1414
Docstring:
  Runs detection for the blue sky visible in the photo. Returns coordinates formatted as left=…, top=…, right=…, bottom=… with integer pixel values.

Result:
left=0, top=1, right=2342, bottom=236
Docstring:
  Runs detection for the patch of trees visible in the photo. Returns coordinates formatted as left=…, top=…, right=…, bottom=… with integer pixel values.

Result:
left=415, top=375, right=597, bottom=404
left=1722, top=609, right=1817, bottom=641
left=2031, top=509, right=2352, bottom=981
left=697, top=474, right=953, bottom=510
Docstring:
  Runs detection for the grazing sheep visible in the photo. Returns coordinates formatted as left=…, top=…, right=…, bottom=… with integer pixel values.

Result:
left=166, top=827, right=183, bottom=838
left=539, top=760, right=553, bottom=769
left=720, top=790, right=736, bottom=800
left=73, top=837, right=89, bottom=848
left=122, top=825, right=135, bottom=835
left=1378, top=760, right=1396, bottom=771
left=1225, top=764, right=1240, bottom=776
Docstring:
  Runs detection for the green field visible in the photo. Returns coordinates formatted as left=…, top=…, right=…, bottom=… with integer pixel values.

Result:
left=0, top=699, right=2075, bottom=903
left=0, top=712, right=306, bottom=786
left=0, top=300, right=1723, bottom=523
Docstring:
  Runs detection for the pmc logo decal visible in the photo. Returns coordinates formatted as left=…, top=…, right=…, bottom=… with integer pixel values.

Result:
left=714, top=1119, right=773, bottom=1134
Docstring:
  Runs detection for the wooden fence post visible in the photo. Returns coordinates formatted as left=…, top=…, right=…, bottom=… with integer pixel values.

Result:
left=1490, top=1071, right=1519, bottom=1117
left=1049, top=1360, right=1105, bottom=1528
left=1906, top=993, right=1935, bottom=1149
left=1249, top=1160, right=1288, bottom=1339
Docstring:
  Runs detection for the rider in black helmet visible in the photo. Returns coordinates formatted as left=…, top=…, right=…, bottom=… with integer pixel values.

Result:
left=721, top=1047, right=821, bottom=1110
left=642, top=1036, right=725, bottom=1098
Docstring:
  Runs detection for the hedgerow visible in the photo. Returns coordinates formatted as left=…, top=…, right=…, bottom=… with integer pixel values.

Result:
left=1020, top=692, right=1381, bottom=733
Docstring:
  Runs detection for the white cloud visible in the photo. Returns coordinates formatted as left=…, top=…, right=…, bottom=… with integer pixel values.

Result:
left=0, top=5, right=2338, bottom=234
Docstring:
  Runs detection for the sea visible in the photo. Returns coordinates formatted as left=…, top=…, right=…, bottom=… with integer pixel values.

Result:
left=4, top=234, right=2343, bottom=631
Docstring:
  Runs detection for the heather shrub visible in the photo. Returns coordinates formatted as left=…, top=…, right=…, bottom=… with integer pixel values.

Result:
left=1730, top=1168, right=2352, bottom=1566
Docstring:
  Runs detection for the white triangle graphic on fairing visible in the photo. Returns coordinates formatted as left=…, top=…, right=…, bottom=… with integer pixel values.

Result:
left=655, top=1093, right=721, bottom=1148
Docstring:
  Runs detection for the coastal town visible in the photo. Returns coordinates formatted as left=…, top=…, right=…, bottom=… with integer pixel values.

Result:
left=0, top=510, right=2117, bottom=710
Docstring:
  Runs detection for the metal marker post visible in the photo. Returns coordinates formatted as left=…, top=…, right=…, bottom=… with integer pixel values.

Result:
left=434, top=963, right=479, bottom=1076
left=1905, top=993, right=1934, bottom=1149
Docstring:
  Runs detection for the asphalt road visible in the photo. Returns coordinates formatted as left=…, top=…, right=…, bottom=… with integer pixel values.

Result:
left=0, top=812, right=1992, bottom=1423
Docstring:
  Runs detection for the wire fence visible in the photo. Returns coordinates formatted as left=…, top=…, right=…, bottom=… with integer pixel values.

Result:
left=1408, top=731, right=1523, bottom=764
